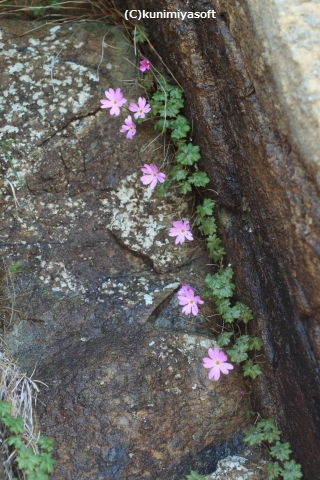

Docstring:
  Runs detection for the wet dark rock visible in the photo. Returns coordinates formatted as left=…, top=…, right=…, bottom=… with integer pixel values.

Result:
left=116, top=0, right=320, bottom=477
left=0, top=20, right=249, bottom=479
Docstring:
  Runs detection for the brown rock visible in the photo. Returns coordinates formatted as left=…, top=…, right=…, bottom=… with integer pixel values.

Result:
left=37, top=328, right=247, bottom=480
left=115, top=0, right=320, bottom=477
left=0, top=19, right=249, bottom=479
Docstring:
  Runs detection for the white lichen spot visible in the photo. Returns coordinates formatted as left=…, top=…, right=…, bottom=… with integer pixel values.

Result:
left=28, top=38, right=40, bottom=46
left=163, top=282, right=180, bottom=290
left=8, top=63, right=24, bottom=74
left=20, top=74, right=32, bottom=83
left=144, top=293, right=153, bottom=305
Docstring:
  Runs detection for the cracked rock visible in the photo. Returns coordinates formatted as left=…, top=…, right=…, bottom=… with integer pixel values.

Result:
left=0, top=20, right=249, bottom=480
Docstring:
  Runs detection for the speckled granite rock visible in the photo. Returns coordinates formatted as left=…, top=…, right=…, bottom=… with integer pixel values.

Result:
left=116, top=0, right=320, bottom=477
left=0, top=20, right=249, bottom=479
left=206, top=454, right=268, bottom=480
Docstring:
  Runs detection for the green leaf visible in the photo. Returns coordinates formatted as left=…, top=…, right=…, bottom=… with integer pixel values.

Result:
left=38, top=436, right=54, bottom=452
left=221, top=303, right=250, bottom=323
left=37, top=452, right=56, bottom=473
left=176, top=143, right=201, bottom=165
left=7, top=435, right=24, bottom=448
left=198, top=217, right=217, bottom=235
left=217, top=331, right=233, bottom=347
left=185, top=470, right=207, bottom=480
left=235, top=302, right=253, bottom=324
left=207, top=235, right=225, bottom=262
left=9, top=261, right=24, bottom=272
left=150, top=100, right=163, bottom=116
left=154, top=118, right=173, bottom=132
left=156, top=180, right=171, bottom=197
left=205, top=267, right=235, bottom=298
left=249, top=336, right=264, bottom=350
left=0, top=400, right=12, bottom=416
left=215, top=297, right=231, bottom=315
left=0, top=143, right=23, bottom=187
left=170, top=166, right=189, bottom=181
left=3, top=414, right=24, bottom=434
left=25, top=469, right=49, bottom=480
left=227, top=345, right=248, bottom=363
left=133, top=26, right=148, bottom=43
left=48, top=0, right=61, bottom=9
left=282, top=460, right=303, bottom=480
left=243, top=426, right=265, bottom=446
left=234, top=335, right=251, bottom=349
left=270, top=441, right=292, bottom=461
left=170, top=86, right=184, bottom=99
left=159, top=99, right=184, bottom=118
left=151, top=91, right=166, bottom=102
left=196, top=198, right=215, bottom=217
left=267, top=462, right=283, bottom=480
left=242, top=359, right=262, bottom=379
left=188, top=171, right=210, bottom=187
left=260, top=418, right=282, bottom=443
left=141, top=77, right=154, bottom=89
left=179, top=181, right=192, bottom=194
left=16, top=446, right=40, bottom=470
left=32, top=5, right=46, bottom=16
left=170, top=115, right=190, bottom=139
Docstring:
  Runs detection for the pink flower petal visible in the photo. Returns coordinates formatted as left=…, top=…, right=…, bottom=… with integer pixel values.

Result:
left=149, top=178, right=158, bottom=189
left=191, top=303, right=199, bottom=315
left=179, top=297, right=191, bottom=306
left=140, top=175, right=153, bottom=185
left=185, top=231, right=194, bottom=241
left=182, top=304, right=192, bottom=315
left=149, top=164, right=159, bottom=173
left=219, top=363, right=234, bottom=374
left=172, top=221, right=184, bottom=229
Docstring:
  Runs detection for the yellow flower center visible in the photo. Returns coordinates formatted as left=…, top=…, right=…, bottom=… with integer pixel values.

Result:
left=139, top=109, right=144, bottom=113
left=215, top=360, right=221, bottom=365
left=113, top=100, right=118, bottom=104
left=152, top=173, right=157, bottom=177
left=180, top=228, right=186, bottom=233
left=129, top=126, right=134, bottom=130
left=189, top=299, right=194, bottom=304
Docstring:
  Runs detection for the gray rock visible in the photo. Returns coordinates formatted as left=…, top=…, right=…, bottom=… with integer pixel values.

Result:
left=0, top=20, right=248, bottom=479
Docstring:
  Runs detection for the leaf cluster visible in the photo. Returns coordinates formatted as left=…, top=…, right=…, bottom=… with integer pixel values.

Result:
left=244, top=418, right=302, bottom=480
left=0, top=400, right=55, bottom=480
left=143, top=55, right=262, bottom=377
left=179, top=470, right=207, bottom=480
left=150, top=76, right=210, bottom=196
left=204, top=267, right=262, bottom=378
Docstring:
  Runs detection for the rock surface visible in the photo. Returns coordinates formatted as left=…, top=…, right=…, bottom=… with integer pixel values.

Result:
left=116, top=0, right=320, bottom=478
left=206, top=450, right=268, bottom=480
left=0, top=20, right=249, bottom=479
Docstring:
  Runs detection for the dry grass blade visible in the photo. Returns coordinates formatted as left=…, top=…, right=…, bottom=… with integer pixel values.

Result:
left=0, top=339, right=40, bottom=479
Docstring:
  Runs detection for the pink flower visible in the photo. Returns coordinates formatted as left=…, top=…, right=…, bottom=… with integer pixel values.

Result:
left=239, top=391, right=245, bottom=395
left=100, top=88, right=127, bottom=116
left=177, top=284, right=195, bottom=296
left=169, top=221, right=194, bottom=244
left=129, top=97, right=151, bottom=119
left=120, top=116, right=136, bottom=139
left=139, top=59, right=152, bottom=72
left=140, top=164, right=166, bottom=189
left=202, top=347, right=234, bottom=381
left=178, top=289, right=204, bottom=316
